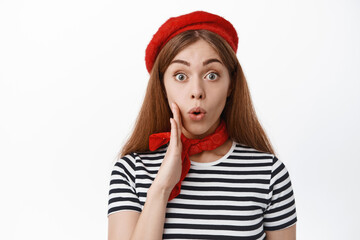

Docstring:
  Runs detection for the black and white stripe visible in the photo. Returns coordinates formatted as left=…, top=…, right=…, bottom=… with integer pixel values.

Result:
left=108, top=141, right=297, bottom=239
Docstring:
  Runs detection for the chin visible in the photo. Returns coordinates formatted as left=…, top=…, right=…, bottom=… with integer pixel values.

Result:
left=182, top=121, right=212, bottom=139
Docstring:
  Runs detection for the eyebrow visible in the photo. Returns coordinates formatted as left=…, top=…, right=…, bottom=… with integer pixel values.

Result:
left=169, top=58, right=223, bottom=67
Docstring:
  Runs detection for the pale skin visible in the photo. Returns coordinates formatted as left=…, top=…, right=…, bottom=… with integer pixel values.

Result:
left=108, top=40, right=296, bottom=240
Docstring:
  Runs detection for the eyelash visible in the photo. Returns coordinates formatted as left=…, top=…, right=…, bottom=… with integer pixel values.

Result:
left=173, top=72, right=220, bottom=81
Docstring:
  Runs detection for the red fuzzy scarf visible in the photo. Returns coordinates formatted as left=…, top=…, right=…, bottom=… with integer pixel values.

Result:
left=149, top=120, right=229, bottom=200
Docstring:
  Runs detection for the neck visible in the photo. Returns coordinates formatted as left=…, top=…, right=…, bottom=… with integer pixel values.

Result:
left=190, top=138, right=233, bottom=163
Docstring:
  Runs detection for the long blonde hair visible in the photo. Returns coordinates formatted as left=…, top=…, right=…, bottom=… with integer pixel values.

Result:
left=118, top=30, right=276, bottom=159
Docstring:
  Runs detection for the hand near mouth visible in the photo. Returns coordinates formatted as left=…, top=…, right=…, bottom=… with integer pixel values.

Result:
left=151, top=102, right=183, bottom=197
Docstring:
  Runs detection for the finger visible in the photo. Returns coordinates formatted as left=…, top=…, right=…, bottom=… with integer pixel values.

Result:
left=169, top=118, right=178, bottom=146
left=172, top=103, right=182, bottom=142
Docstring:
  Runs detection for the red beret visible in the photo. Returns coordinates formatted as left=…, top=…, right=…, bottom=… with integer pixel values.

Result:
left=145, top=11, right=239, bottom=73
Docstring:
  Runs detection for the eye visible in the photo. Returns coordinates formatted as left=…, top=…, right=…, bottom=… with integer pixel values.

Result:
left=174, top=73, right=187, bottom=81
left=206, top=72, right=219, bottom=81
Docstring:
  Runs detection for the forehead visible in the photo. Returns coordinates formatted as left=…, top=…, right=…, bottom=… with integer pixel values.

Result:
left=173, top=39, right=220, bottom=61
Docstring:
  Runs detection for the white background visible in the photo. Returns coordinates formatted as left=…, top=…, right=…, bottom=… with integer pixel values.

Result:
left=1, top=0, right=359, bottom=239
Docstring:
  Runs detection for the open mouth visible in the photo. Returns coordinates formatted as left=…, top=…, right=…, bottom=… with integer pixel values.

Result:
left=188, top=107, right=206, bottom=115
left=188, top=107, right=206, bottom=121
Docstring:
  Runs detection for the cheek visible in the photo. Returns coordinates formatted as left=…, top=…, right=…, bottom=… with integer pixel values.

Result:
left=170, top=95, right=187, bottom=111
left=164, top=79, right=174, bottom=100
left=212, top=84, right=229, bottom=99
left=164, top=85, right=177, bottom=104
left=164, top=82, right=186, bottom=110
left=209, top=88, right=229, bottom=112
left=168, top=95, right=188, bottom=118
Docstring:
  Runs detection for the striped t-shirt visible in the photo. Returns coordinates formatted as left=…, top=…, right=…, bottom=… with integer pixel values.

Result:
left=107, top=141, right=297, bottom=239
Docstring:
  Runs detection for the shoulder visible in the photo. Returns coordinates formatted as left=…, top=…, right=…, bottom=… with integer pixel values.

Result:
left=229, top=141, right=289, bottom=174
left=134, top=144, right=168, bottom=160
left=231, top=141, right=275, bottom=161
left=112, top=152, right=138, bottom=173
left=115, top=144, right=169, bottom=167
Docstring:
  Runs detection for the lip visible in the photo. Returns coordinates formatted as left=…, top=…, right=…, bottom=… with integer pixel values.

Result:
left=188, top=107, right=207, bottom=114
left=188, top=107, right=206, bottom=121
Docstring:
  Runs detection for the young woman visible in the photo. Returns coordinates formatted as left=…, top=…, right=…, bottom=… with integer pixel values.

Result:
left=108, top=11, right=297, bottom=240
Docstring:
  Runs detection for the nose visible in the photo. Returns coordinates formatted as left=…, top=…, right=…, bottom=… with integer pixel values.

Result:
left=190, top=77, right=206, bottom=100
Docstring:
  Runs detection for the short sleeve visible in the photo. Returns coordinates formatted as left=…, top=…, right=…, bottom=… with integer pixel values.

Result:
left=263, top=156, right=297, bottom=231
left=107, top=153, right=142, bottom=217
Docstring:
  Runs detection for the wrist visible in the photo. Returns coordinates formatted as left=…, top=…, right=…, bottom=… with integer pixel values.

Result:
left=148, top=179, right=172, bottom=200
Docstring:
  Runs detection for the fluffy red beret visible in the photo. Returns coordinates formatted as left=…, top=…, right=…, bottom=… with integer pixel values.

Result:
left=145, top=11, right=239, bottom=73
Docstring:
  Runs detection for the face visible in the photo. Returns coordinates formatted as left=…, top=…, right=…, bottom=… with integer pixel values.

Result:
left=163, top=39, right=231, bottom=139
